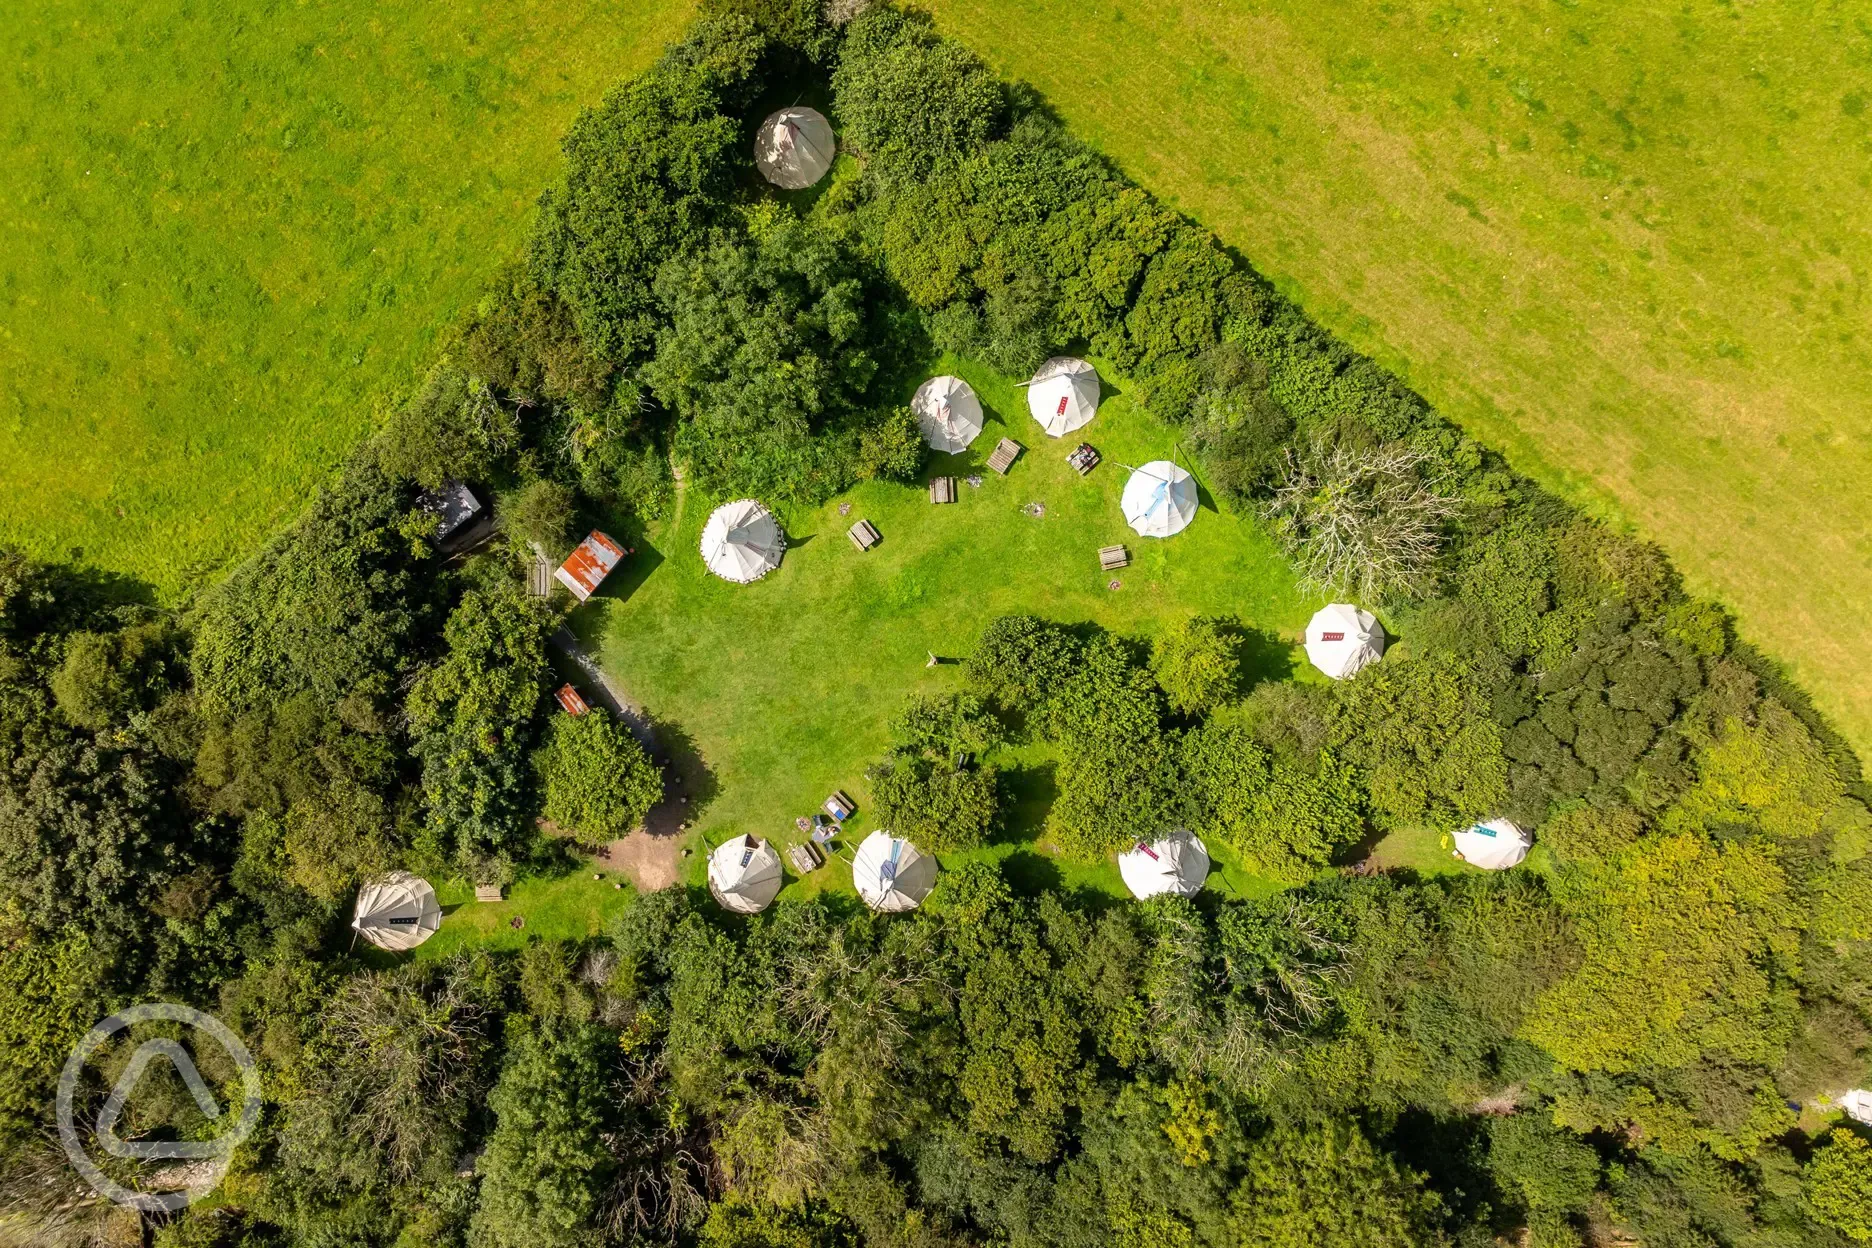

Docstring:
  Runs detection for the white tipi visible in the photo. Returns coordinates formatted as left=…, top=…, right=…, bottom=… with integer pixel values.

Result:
left=1452, top=818, right=1533, bottom=870
left=1121, top=461, right=1198, bottom=538
left=1025, top=357, right=1100, bottom=437
left=1304, top=604, right=1386, bottom=680
left=912, top=375, right=984, bottom=454
left=852, top=830, right=938, bottom=913
left=352, top=872, right=443, bottom=952
left=707, top=836, right=786, bottom=914
left=1118, top=829, right=1210, bottom=899
left=701, top=499, right=785, bottom=584
left=754, top=107, right=836, bottom=190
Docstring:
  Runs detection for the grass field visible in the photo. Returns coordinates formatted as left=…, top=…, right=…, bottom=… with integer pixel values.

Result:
left=0, top=0, right=692, bottom=600
left=564, top=354, right=1320, bottom=909
left=919, top=0, right=1872, bottom=756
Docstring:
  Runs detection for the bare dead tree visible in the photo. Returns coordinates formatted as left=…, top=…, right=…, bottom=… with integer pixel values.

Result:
left=1263, top=439, right=1462, bottom=603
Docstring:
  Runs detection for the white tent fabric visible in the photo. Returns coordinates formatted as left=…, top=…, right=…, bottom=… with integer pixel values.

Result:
left=1121, top=461, right=1198, bottom=538
left=708, top=836, right=785, bottom=914
left=1452, top=818, right=1533, bottom=871
left=701, top=499, right=785, bottom=583
left=754, top=107, right=836, bottom=190
left=852, top=830, right=938, bottom=913
left=1304, top=604, right=1386, bottom=680
left=1838, top=1090, right=1872, bottom=1126
left=1118, top=829, right=1210, bottom=899
left=352, top=872, right=442, bottom=951
left=1025, top=357, right=1100, bottom=437
left=912, top=375, right=984, bottom=454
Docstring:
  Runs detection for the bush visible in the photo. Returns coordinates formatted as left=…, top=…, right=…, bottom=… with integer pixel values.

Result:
left=646, top=218, right=883, bottom=502
left=1805, top=1129, right=1872, bottom=1241
left=832, top=9, right=1006, bottom=184
left=454, top=264, right=613, bottom=411
left=530, top=17, right=766, bottom=362
left=535, top=711, right=663, bottom=847
left=378, top=363, right=517, bottom=491
left=498, top=478, right=579, bottom=560
left=867, top=753, right=1000, bottom=852
left=1182, top=709, right=1365, bottom=882
left=1151, top=616, right=1241, bottom=717
left=855, top=405, right=925, bottom=482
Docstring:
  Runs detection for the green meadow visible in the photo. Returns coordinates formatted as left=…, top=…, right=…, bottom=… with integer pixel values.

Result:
left=0, top=0, right=693, bottom=598
left=574, top=355, right=1325, bottom=907
left=920, top=0, right=1872, bottom=756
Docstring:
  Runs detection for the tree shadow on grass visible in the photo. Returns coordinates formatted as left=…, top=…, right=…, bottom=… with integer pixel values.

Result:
left=998, top=849, right=1063, bottom=895
left=592, top=531, right=665, bottom=608
left=996, top=759, right=1059, bottom=846
left=1233, top=622, right=1298, bottom=691
left=638, top=711, right=720, bottom=840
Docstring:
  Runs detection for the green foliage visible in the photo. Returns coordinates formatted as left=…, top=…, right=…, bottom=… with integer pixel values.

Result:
left=378, top=363, right=518, bottom=491
left=190, top=451, right=426, bottom=716
left=407, top=586, right=553, bottom=872
left=469, top=1021, right=617, bottom=1248
left=1332, top=653, right=1509, bottom=831
left=647, top=218, right=883, bottom=502
left=535, top=710, right=663, bottom=847
left=455, top=264, right=614, bottom=412
left=1671, top=701, right=1851, bottom=841
left=1526, top=831, right=1801, bottom=1074
left=1806, top=1129, right=1872, bottom=1241
left=855, top=405, right=926, bottom=483
left=0, top=930, right=104, bottom=1138
left=49, top=620, right=180, bottom=732
left=1182, top=710, right=1365, bottom=882
left=498, top=477, right=579, bottom=561
left=867, top=752, right=1001, bottom=852
left=698, top=1199, right=861, bottom=1248
left=1151, top=616, right=1242, bottom=717
left=833, top=9, right=1006, bottom=184
left=1224, top=1118, right=1438, bottom=1247
left=530, top=17, right=766, bottom=363
left=1488, top=1113, right=1600, bottom=1220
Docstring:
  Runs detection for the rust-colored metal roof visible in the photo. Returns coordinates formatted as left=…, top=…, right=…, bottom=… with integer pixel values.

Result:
left=553, top=530, right=625, bottom=601
left=554, top=684, right=590, bottom=716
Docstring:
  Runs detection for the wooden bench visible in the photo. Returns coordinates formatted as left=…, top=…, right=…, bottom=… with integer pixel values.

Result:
left=930, top=476, right=957, bottom=504
left=1067, top=443, right=1100, bottom=475
left=1099, top=544, right=1130, bottom=571
left=786, top=842, right=825, bottom=875
left=475, top=884, right=505, bottom=903
left=986, top=437, right=1023, bottom=475
left=848, top=520, right=881, bottom=551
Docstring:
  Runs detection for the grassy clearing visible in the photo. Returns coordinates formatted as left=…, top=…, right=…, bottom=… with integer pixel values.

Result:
left=568, top=354, right=1320, bottom=908
left=0, top=0, right=693, bottom=600
left=919, top=0, right=1872, bottom=756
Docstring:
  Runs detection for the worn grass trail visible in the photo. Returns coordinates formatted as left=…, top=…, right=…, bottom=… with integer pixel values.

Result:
left=0, top=0, right=693, bottom=597
left=921, top=0, right=1872, bottom=755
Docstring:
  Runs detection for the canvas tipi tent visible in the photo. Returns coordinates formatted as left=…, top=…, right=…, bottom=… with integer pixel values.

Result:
left=1121, top=460, right=1198, bottom=538
left=852, top=830, right=938, bottom=913
left=754, top=107, right=836, bottom=190
left=1118, top=829, right=1210, bottom=899
left=701, top=499, right=785, bottom=583
left=912, top=375, right=984, bottom=454
left=352, top=872, right=443, bottom=952
left=1304, top=604, right=1386, bottom=680
left=708, top=835, right=786, bottom=914
left=1025, top=357, right=1100, bottom=437
left=1452, top=818, right=1533, bottom=870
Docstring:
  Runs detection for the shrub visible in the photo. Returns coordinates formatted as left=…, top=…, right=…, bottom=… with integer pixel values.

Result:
left=1151, top=616, right=1242, bottom=717
left=1332, top=654, right=1508, bottom=830
left=833, top=9, right=1006, bottom=184
left=530, top=17, right=766, bottom=362
left=498, top=478, right=579, bottom=560
left=1805, top=1129, right=1872, bottom=1241
left=535, top=711, right=663, bottom=848
left=867, top=753, right=1000, bottom=852
left=377, top=363, right=517, bottom=491
left=647, top=218, right=882, bottom=502
left=855, top=405, right=925, bottom=482
left=1183, top=710, right=1365, bottom=882
left=454, top=265, right=613, bottom=412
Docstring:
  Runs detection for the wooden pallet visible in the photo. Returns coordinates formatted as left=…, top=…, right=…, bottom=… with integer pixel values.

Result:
left=986, top=437, right=1023, bottom=475
left=1099, top=544, right=1130, bottom=571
